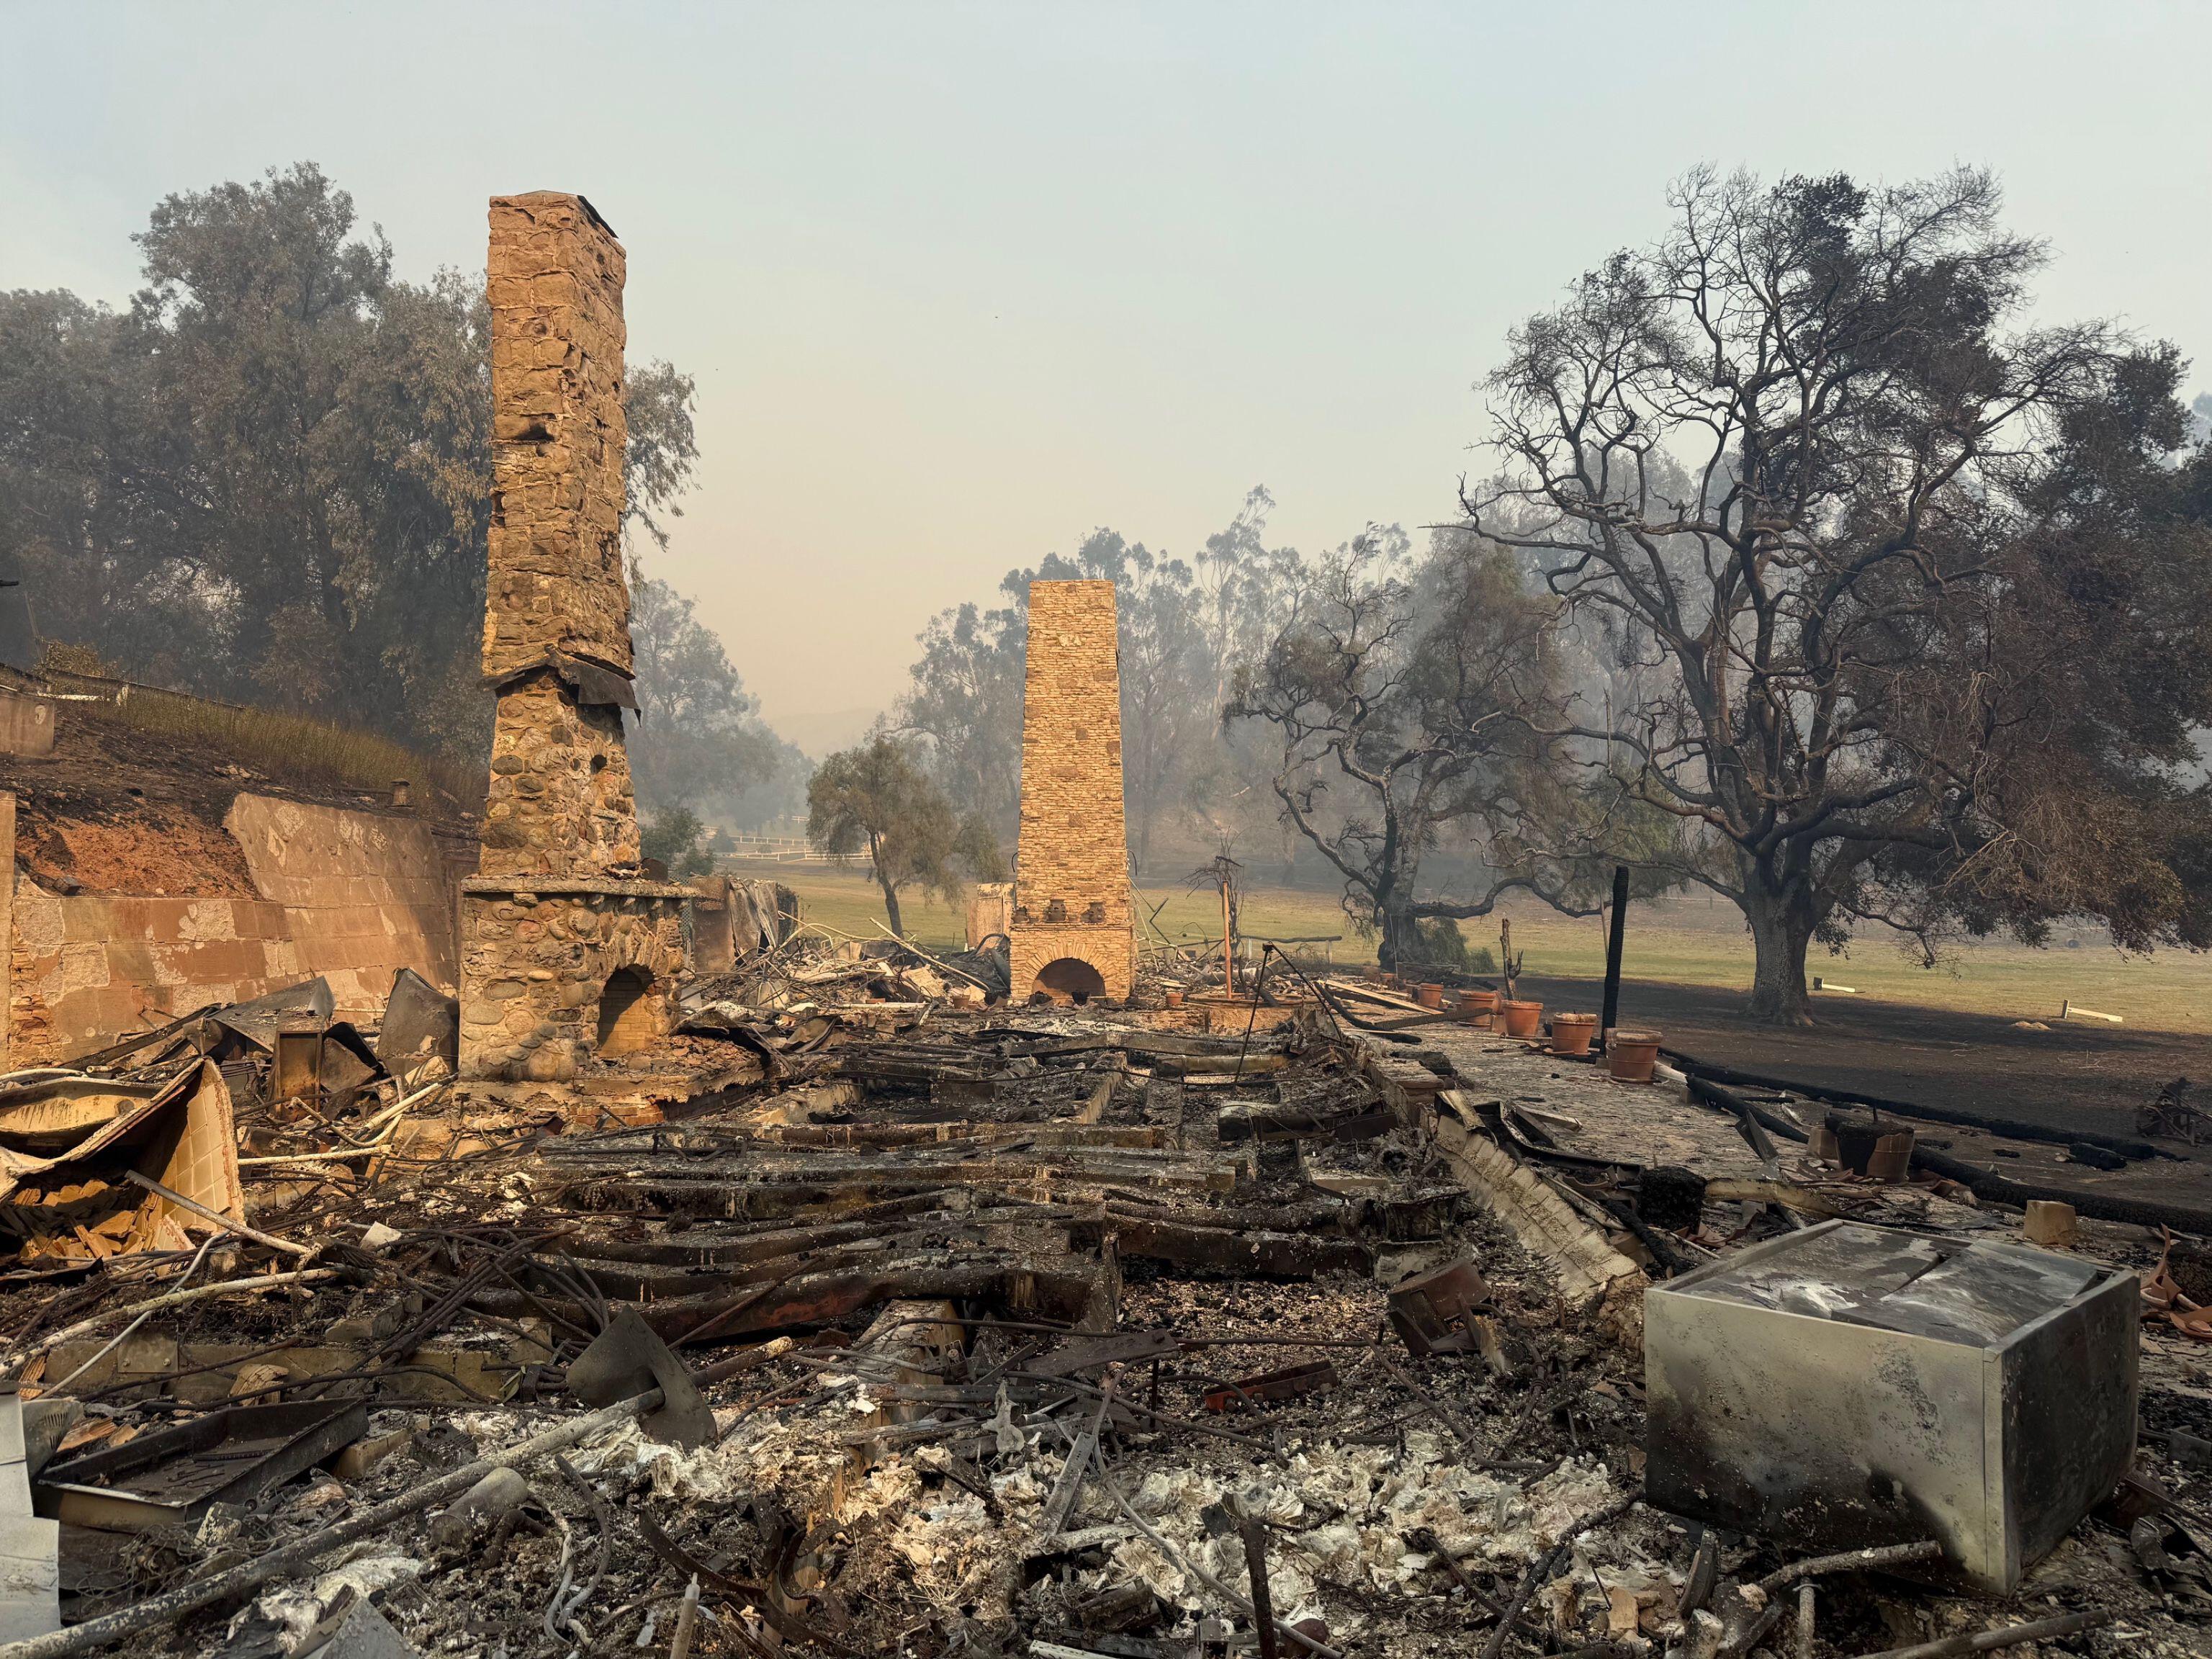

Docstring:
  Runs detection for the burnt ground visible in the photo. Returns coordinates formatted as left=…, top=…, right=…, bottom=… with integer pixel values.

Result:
left=0, top=697, right=480, bottom=895
left=1520, top=972, right=2212, bottom=1204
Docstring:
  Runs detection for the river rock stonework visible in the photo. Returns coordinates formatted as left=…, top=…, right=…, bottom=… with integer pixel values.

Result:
left=480, top=671, right=640, bottom=878
left=460, top=192, right=688, bottom=1081
left=457, top=879, right=691, bottom=1082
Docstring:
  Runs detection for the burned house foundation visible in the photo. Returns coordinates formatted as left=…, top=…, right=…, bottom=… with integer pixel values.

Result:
left=0, top=188, right=2201, bottom=1659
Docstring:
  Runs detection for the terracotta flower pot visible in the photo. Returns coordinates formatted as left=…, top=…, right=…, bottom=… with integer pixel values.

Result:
left=1164, top=991, right=1184, bottom=1009
left=1550, top=1012, right=1598, bottom=1056
left=1455, top=989, right=1499, bottom=1024
left=1608, top=1030, right=1663, bottom=1083
left=1502, top=999, right=1543, bottom=1039
left=1416, top=982, right=1445, bottom=1010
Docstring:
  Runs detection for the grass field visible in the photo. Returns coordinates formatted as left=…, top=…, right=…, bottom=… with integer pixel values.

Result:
left=727, top=858, right=2212, bottom=1036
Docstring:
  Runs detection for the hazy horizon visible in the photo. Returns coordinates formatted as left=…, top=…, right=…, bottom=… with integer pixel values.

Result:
left=6, top=1, right=2207, bottom=747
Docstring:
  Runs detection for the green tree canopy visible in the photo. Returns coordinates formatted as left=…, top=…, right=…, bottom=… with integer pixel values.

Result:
left=807, top=736, right=1002, bottom=937
left=0, top=161, right=752, bottom=793
left=1467, top=166, right=2212, bottom=1021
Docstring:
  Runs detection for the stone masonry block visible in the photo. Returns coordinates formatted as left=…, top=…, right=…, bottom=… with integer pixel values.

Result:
left=483, top=192, right=633, bottom=678
left=1008, top=581, right=1136, bottom=1001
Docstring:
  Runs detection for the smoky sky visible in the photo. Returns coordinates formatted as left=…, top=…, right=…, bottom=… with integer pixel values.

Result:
left=4, top=1, right=2206, bottom=752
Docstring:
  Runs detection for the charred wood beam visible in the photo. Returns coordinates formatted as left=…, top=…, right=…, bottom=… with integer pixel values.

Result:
left=1068, top=1216, right=1374, bottom=1279
left=1215, top=1103, right=1392, bottom=1144
left=559, top=1214, right=939, bottom=1267
left=760, top=1122, right=1168, bottom=1150
left=475, top=1251, right=1104, bottom=1342
left=1100, top=1196, right=1356, bottom=1235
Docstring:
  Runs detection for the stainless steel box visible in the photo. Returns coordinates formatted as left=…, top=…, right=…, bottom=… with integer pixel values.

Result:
left=1645, top=1220, right=2137, bottom=1593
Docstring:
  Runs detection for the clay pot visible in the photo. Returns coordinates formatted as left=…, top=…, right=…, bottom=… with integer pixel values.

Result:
left=1834, top=1120, right=1917, bottom=1184
left=1416, top=982, right=1445, bottom=1010
left=1163, top=991, right=1184, bottom=1010
left=1608, top=1030, right=1663, bottom=1083
left=1501, top=999, right=1544, bottom=1039
left=1456, top=989, right=1499, bottom=1025
left=1550, top=1012, right=1598, bottom=1056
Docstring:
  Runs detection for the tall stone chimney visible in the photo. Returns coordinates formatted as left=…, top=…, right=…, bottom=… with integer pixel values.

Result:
left=1007, top=580, right=1135, bottom=1003
left=480, top=191, right=642, bottom=877
left=459, top=193, right=690, bottom=1084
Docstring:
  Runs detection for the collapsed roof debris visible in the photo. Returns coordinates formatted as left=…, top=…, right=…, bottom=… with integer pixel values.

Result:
left=0, top=943, right=2202, bottom=1659
left=0, top=187, right=2198, bottom=1659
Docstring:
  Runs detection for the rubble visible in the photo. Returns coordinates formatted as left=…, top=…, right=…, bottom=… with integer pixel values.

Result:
left=0, top=951, right=2197, bottom=1658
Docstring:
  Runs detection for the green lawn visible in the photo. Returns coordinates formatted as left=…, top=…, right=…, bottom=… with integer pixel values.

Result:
left=727, top=860, right=2212, bottom=1036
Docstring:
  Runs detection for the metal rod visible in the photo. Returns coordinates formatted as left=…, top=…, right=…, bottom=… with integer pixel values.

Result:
left=1599, top=864, right=1629, bottom=1044
left=119, top=1169, right=311, bottom=1257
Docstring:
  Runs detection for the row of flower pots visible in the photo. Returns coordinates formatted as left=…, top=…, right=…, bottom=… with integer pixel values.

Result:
left=1377, top=976, right=1662, bottom=1082
left=1406, top=984, right=1662, bottom=1082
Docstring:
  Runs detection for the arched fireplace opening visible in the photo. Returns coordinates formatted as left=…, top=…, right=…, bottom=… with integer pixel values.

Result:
left=596, top=966, right=657, bottom=1055
left=1033, top=957, right=1107, bottom=1007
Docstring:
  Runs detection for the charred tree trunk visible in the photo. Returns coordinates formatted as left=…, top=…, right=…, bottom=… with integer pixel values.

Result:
left=1377, top=890, right=1418, bottom=976
left=1740, top=878, right=1815, bottom=1025
left=881, top=878, right=906, bottom=939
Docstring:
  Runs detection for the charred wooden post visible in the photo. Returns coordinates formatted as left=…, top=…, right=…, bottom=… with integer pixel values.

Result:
left=1599, top=863, right=1629, bottom=1045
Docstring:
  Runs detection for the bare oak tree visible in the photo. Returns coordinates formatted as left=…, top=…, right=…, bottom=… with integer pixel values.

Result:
left=1228, top=529, right=1601, bottom=971
left=1466, top=168, right=2212, bottom=1021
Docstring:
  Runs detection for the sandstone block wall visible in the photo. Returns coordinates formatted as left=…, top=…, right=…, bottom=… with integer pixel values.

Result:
left=1008, top=580, right=1135, bottom=1001
left=9, top=795, right=458, bottom=1063
left=688, top=875, right=736, bottom=974
left=484, top=192, right=633, bottom=678
left=457, top=880, right=691, bottom=1082
left=966, top=881, right=1012, bottom=950
left=225, top=795, right=456, bottom=997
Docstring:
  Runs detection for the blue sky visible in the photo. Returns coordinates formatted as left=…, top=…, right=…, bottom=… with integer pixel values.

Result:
left=5, top=1, right=2207, bottom=749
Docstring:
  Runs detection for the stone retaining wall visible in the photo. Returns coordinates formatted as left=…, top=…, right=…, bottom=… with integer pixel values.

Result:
left=9, top=794, right=459, bottom=1063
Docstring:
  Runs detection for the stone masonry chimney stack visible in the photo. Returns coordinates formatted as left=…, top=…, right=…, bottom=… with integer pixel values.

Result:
left=480, top=191, right=641, bottom=876
left=459, top=193, right=691, bottom=1084
left=1007, top=580, right=1135, bottom=1003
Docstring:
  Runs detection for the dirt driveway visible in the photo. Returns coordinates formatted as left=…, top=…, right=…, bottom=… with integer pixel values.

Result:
left=1521, top=971, right=2212, bottom=1143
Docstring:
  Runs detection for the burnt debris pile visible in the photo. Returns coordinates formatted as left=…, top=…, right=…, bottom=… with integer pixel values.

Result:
left=0, top=961, right=2203, bottom=1659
